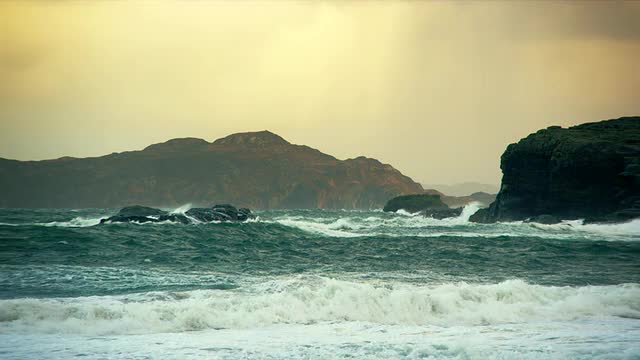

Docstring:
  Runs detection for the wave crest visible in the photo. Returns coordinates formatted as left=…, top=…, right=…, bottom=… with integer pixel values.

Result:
left=1, top=278, right=638, bottom=335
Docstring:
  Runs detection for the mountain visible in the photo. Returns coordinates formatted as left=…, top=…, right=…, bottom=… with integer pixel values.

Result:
left=422, top=189, right=496, bottom=208
left=471, top=116, right=640, bottom=223
left=0, top=131, right=424, bottom=209
left=422, top=182, right=499, bottom=197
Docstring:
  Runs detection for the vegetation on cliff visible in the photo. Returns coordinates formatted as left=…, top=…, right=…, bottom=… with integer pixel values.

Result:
left=471, top=117, right=640, bottom=223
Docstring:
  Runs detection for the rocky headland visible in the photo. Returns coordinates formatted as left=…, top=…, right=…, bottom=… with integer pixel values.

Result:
left=471, top=116, right=640, bottom=224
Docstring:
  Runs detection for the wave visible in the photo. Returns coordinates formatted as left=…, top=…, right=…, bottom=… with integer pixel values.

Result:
left=526, top=219, right=640, bottom=238
left=273, top=217, right=361, bottom=237
left=269, top=203, right=485, bottom=237
left=1, top=278, right=638, bottom=335
left=0, top=217, right=105, bottom=228
left=170, top=203, right=192, bottom=214
left=1, top=205, right=638, bottom=241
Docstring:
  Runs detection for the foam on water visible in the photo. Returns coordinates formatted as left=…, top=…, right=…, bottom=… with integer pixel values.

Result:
left=0, top=217, right=105, bottom=228
left=3, top=318, right=640, bottom=360
left=1, top=277, right=638, bottom=335
left=273, top=218, right=361, bottom=237
left=530, top=218, right=640, bottom=237
left=266, top=204, right=640, bottom=241
left=170, top=203, right=192, bottom=214
left=1, top=204, right=638, bottom=242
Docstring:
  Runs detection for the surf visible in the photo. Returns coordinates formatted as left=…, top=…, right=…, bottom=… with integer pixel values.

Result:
left=1, top=277, right=639, bottom=335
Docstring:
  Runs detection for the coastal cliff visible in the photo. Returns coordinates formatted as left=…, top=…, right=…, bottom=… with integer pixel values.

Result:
left=471, top=117, right=640, bottom=223
left=0, top=131, right=423, bottom=209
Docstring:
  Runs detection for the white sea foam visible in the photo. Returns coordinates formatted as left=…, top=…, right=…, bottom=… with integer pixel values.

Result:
left=269, top=204, right=640, bottom=241
left=1, top=278, right=638, bottom=335
left=2, top=318, right=639, bottom=360
left=274, top=218, right=361, bottom=237
left=395, top=209, right=422, bottom=217
left=0, top=217, right=104, bottom=228
left=40, top=217, right=104, bottom=227
left=533, top=219, right=640, bottom=237
left=170, top=203, right=192, bottom=214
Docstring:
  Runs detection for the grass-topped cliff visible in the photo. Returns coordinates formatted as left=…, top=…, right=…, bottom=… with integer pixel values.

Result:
left=471, top=116, right=640, bottom=223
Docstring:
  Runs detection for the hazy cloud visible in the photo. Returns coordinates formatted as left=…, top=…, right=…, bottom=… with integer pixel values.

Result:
left=0, top=1, right=639, bottom=184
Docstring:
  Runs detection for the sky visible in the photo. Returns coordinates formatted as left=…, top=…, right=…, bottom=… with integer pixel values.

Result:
left=1, top=1, right=639, bottom=185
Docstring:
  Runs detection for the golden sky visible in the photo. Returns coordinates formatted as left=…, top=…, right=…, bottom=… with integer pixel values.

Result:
left=1, top=1, right=639, bottom=184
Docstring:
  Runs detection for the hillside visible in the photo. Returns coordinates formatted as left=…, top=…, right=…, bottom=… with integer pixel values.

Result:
left=0, top=131, right=424, bottom=209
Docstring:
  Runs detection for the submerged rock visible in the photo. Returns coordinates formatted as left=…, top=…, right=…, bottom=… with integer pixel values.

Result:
left=471, top=117, right=640, bottom=224
left=100, top=204, right=255, bottom=224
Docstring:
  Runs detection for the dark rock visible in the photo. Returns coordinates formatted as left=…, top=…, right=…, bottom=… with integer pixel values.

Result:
left=101, top=204, right=254, bottom=224
left=100, top=205, right=170, bottom=223
left=383, top=194, right=449, bottom=213
left=114, top=205, right=167, bottom=217
left=468, top=208, right=491, bottom=223
left=237, top=208, right=253, bottom=221
left=100, top=215, right=160, bottom=224
left=424, top=207, right=463, bottom=219
left=185, top=204, right=255, bottom=222
left=472, top=116, right=640, bottom=224
left=157, top=214, right=191, bottom=224
left=526, top=214, right=561, bottom=225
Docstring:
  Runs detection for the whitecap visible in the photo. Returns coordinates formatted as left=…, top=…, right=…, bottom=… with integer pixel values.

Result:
left=2, top=278, right=638, bottom=335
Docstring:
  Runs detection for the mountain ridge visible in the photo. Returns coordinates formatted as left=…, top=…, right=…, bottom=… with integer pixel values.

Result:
left=0, top=131, right=424, bottom=209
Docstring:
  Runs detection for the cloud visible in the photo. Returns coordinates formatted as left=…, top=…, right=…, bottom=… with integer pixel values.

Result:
left=0, top=1, right=638, bottom=184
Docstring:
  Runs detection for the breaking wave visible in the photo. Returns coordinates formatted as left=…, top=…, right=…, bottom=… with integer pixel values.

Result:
left=1, top=204, right=638, bottom=242
left=1, top=278, right=638, bottom=335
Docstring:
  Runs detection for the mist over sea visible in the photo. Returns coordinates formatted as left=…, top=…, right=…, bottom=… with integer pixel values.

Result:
left=1, top=205, right=639, bottom=359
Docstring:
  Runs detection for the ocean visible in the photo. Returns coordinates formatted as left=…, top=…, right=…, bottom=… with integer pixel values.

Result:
left=0, top=205, right=639, bottom=359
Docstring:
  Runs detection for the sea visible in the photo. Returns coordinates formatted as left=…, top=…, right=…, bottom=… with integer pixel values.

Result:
left=0, top=204, right=639, bottom=359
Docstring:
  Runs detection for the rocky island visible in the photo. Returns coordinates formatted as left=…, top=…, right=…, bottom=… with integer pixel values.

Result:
left=471, top=116, right=640, bottom=224
left=0, top=131, right=423, bottom=209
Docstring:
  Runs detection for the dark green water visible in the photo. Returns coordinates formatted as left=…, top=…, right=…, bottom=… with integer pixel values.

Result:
left=1, top=208, right=639, bottom=299
left=1, top=207, right=639, bottom=359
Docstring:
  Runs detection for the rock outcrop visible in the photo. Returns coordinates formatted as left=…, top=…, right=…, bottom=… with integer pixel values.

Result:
left=383, top=194, right=463, bottom=219
left=100, top=204, right=254, bottom=224
left=471, top=116, right=640, bottom=224
left=0, top=131, right=424, bottom=209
